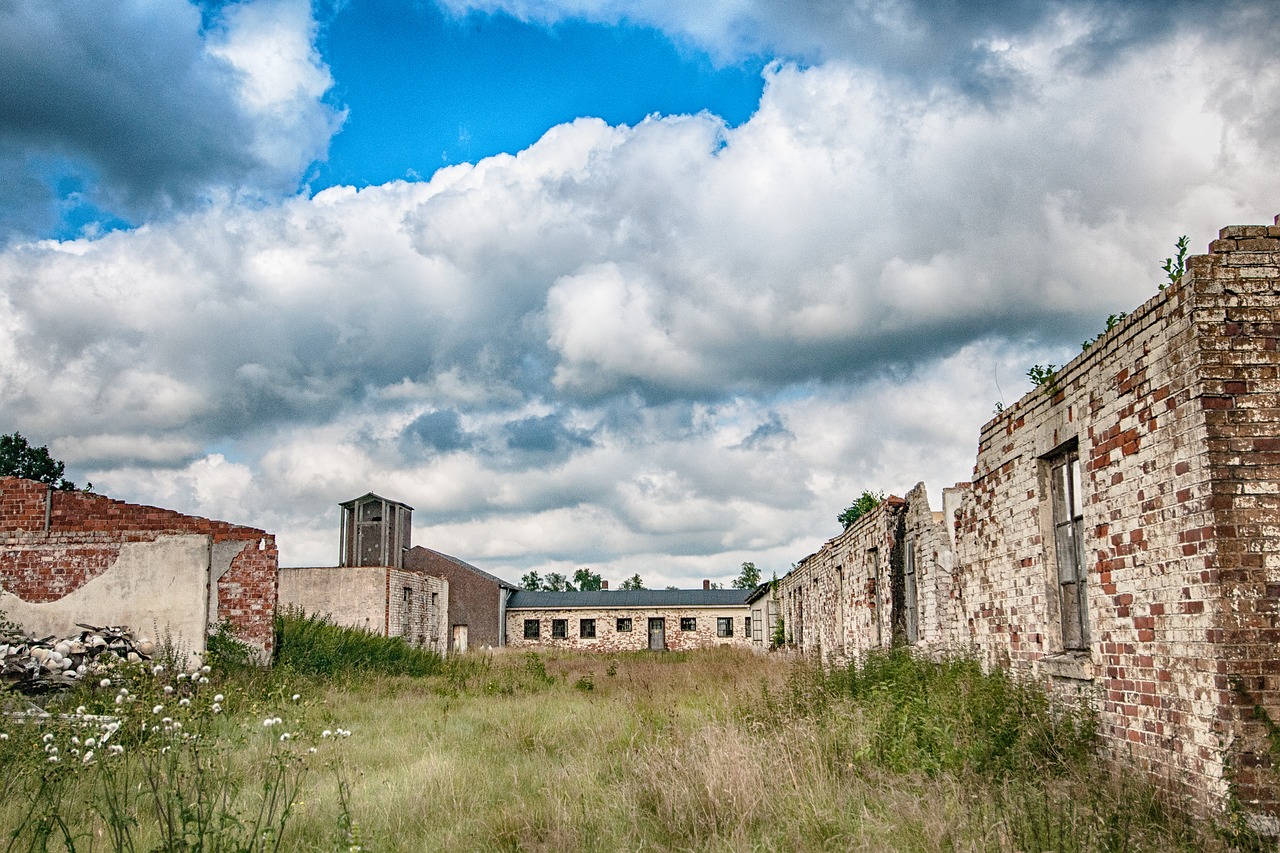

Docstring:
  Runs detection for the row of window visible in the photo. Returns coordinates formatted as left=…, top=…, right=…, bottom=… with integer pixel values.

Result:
left=522, top=616, right=749, bottom=639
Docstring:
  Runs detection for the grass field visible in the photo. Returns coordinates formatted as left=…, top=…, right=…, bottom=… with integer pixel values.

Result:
left=0, top=619, right=1260, bottom=852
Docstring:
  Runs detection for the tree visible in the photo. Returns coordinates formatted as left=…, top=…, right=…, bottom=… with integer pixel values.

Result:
left=0, top=432, right=77, bottom=490
left=838, top=490, right=884, bottom=529
left=542, top=572, right=573, bottom=592
left=732, top=561, right=761, bottom=590
left=520, top=571, right=542, bottom=591
left=620, top=574, right=644, bottom=590
left=572, top=567, right=603, bottom=591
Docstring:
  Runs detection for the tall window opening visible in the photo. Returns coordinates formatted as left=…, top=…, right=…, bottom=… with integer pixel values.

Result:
left=1051, top=449, right=1089, bottom=650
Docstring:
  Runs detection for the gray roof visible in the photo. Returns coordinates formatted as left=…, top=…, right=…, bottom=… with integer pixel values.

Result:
left=744, top=582, right=774, bottom=604
left=506, top=588, right=752, bottom=609
left=415, top=547, right=519, bottom=590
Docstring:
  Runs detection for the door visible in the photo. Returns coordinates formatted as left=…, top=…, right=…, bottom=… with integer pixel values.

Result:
left=452, top=625, right=468, bottom=653
left=647, top=618, right=665, bottom=651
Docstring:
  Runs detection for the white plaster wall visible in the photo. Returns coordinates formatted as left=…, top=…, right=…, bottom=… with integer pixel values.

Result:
left=0, top=534, right=212, bottom=667
left=278, top=566, right=387, bottom=634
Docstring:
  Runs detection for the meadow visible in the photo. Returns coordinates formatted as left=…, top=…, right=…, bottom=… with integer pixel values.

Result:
left=0, top=614, right=1260, bottom=852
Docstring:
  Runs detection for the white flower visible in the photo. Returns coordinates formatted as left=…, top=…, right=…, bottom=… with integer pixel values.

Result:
left=152, top=665, right=164, bottom=675
left=71, top=736, right=81, bottom=745
left=47, top=755, right=59, bottom=763
left=115, top=695, right=125, bottom=705
left=42, top=733, right=54, bottom=743
left=104, top=722, right=119, bottom=733
left=109, top=744, right=124, bottom=755
left=84, top=737, right=96, bottom=748
left=162, top=717, right=172, bottom=725
left=75, top=705, right=87, bottom=714
left=198, top=677, right=209, bottom=684
left=291, top=694, right=300, bottom=702
left=163, top=685, right=174, bottom=695
left=99, top=678, right=111, bottom=688
left=201, top=665, right=212, bottom=674
left=117, top=687, right=128, bottom=696
left=0, top=733, right=8, bottom=741
left=308, top=747, right=317, bottom=754
left=83, top=751, right=94, bottom=763
left=212, top=703, right=222, bottom=714
left=213, top=694, right=225, bottom=703
left=152, top=705, right=163, bottom=715
left=279, top=732, right=291, bottom=742
left=172, top=722, right=183, bottom=731
left=321, top=730, right=332, bottom=739
left=178, top=698, right=191, bottom=707
left=263, top=717, right=277, bottom=728
left=176, top=673, right=187, bottom=681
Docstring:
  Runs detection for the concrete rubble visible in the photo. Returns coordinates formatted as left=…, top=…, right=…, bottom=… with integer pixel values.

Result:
left=0, top=623, right=155, bottom=695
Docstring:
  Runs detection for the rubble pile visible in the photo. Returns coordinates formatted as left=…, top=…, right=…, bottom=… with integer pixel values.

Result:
left=0, top=624, right=155, bottom=695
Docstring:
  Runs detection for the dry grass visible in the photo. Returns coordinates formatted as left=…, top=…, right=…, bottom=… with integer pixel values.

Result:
left=0, top=647, right=1250, bottom=852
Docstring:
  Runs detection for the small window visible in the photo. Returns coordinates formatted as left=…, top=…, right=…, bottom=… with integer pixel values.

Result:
left=717, top=617, right=733, bottom=638
left=744, top=616, right=751, bottom=637
left=523, top=619, right=540, bottom=639
left=680, top=617, right=696, bottom=632
left=580, top=618, right=596, bottom=639
left=1050, top=449, right=1089, bottom=650
left=552, top=619, right=568, bottom=639
left=616, top=617, right=633, bottom=632
left=403, top=587, right=412, bottom=602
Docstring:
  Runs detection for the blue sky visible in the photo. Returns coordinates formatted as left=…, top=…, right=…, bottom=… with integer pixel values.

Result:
left=1, top=0, right=1278, bottom=583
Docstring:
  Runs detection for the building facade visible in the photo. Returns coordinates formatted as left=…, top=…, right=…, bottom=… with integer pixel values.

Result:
left=505, top=589, right=752, bottom=652
left=404, top=546, right=517, bottom=652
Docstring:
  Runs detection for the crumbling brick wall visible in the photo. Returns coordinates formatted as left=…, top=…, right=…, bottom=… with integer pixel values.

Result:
left=1, top=477, right=278, bottom=657
left=778, top=219, right=1280, bottom=822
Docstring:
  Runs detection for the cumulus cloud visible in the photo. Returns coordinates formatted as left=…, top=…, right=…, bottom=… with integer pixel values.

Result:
left=2, top=16, right=1278, bottom=582
left=0, top=0, right=341, bottom=240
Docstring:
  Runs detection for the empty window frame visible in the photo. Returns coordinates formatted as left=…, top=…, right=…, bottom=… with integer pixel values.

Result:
left=552, top=619, right=568, bottom=639
left=580, top=618, right=596, bottom=639
left=745, top=616, right=752, bottom=638
left=1050, top=449, right=1089, bottom=650
left=717, top=617, right=733, bottom=638
left=402, top=587, right=412, bottom=602
left=903, top=538, right=918, bottom=645
left=523, top=619, right=540, bottom=639
left=616, top=617, right=633, bottom=632
left=680, top=617, right=697, bottom=631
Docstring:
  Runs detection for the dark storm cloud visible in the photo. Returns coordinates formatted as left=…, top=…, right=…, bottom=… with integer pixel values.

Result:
left=503, top=414, right=594, bottom=454
left=0, top=0, right=339, bottom=240
left=404, top=409, right=475, bottom=453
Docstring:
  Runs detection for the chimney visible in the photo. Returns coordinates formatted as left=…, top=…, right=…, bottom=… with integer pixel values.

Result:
left=601, top=580, right=608, bottom=590
left=703, top=579, right=710, bottom=590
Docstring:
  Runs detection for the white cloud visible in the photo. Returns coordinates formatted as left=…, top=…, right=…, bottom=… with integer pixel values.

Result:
left=5, top=23, right=1280, bottom=583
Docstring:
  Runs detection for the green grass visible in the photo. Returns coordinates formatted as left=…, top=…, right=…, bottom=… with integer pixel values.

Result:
left=273, top=607, right=445, bottom=677
left=0, top=644, right=1250, bottom=852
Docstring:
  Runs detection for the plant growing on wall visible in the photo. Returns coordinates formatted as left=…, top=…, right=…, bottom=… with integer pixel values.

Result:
left=838, top=490, right=884, bottom=529
left=1161, top=235, right=1189, bottom=290
left=770, top=616, right=786, bottom=649
left=1081, top=312, right=1128, bottom=351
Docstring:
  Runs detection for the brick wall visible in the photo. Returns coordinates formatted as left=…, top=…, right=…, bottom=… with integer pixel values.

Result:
left=776, top=219, right=1280, bottom=823
left=387, top=568, right=449, bottom=654
left=1, top=476, right=278, bottom=656
left=404, top=546, right=510, bottom=650
left=506, top=606, right=751, bottom=652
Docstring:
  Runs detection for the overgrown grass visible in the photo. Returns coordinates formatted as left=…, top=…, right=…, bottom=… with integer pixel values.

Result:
left=273, top=607, right=445, bottom=677
left=0, top=645, right=1253, bottom=851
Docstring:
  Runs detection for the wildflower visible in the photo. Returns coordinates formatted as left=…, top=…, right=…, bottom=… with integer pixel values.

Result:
left=213, top=694, right=225, bottom=703
left=72, top=736, right=81, bottom=745
left=263, top=717, right=279, bottom=728
left=99, top=678, right=111, bottom=687
left=75, top=705, right=87, bottom=714
left=198, top=677, right=209, bottom=684
left=173, top=721, right=183, bottom=730
left=292, top=694, right=300, bottom=702
left=321, top=730, right=332, bottom=739
left=43, top=733, right=54, bottom=743
left=163, top=685, right=174, bottom=695
left=152, top=705, right=163, bottom=715
left=47, top=755, right=59, bottom=763
left=83, top=751, right=94, bottom=763
left=117, top=687, right=128, bottom=695
left=179, top=698, right=191, bottom=707
left=104, top=722, right=119, bottom=733
left=0, top=733, right=8, bottom=741
left=85, top=737, right=96, bottom=748
left=109, top=744, right=124, bottom=755
left=308, top=747, right=317, bottom=754
left=44, top=744, right=57, bottom=754
left=201, top=665, right=212, bottom=674
left=279, top=732, right=292, bottom=742
left=162, top=717, right=172, bottom=725
left=152, top=665, right=164, bottom=674
left=212, top=703, right=222, bottom=714
left=176, top=673, right=187, bottom=681
left=115, top=695, right=125, bottom=705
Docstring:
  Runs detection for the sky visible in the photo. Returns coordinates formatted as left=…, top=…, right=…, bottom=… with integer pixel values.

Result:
left=2, top=0, right=1279, bottom=587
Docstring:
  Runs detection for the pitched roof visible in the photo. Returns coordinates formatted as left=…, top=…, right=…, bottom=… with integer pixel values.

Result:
left=506, top=588, right=752, bottom=609
left=338, top=492, right=414, bottom=511
left=411, top=546, right=518, bottom=590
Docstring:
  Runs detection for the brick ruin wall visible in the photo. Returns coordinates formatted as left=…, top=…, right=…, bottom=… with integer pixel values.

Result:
left=1, top=476, right=278, bottom=657
left=773, top=219, right=1280, bottom=820
left=506, top=606, right=752, bottom=652
left=386, top=568, right=449, bottom=654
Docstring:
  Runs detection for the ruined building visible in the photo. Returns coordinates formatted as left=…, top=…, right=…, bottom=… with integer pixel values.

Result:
left=770, top=219, right=1280, bottom=823
left=0, top=476, right=278, bottom=663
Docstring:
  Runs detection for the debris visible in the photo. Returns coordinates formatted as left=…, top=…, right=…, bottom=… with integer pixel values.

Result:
left=0, top=623, right=153, bottom=695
